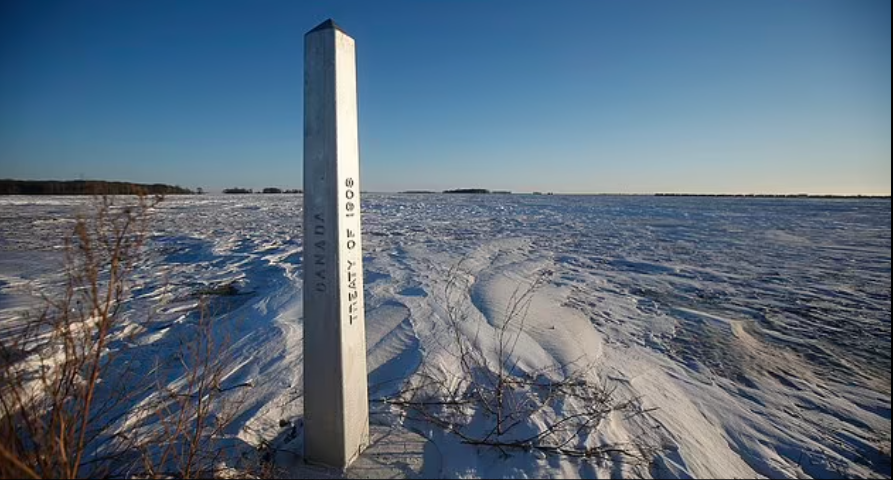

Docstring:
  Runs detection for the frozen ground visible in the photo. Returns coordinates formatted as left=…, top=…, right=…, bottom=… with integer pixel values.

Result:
left=0, top=194, right=890, bottom=479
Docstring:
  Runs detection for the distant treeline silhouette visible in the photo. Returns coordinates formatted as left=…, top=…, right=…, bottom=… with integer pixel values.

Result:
left=443, top=188, right=491, bottom=194
left=655, top=193, right=890, bottom=199
left=262, top=187, right=302, bottom=194
left=0, top=179, right=193, bottom=195
left=223, top=187, right=302, bottom=194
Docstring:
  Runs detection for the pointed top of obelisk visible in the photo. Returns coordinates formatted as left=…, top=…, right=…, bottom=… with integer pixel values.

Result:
left=308, top=18, right=346, bottom=35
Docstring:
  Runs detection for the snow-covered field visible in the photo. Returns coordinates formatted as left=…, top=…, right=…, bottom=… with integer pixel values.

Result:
left=1, top=194, right=890, bottom=479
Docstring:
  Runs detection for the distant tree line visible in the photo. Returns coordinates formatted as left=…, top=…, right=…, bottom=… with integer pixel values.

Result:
left=401, top=189, right=513, bottom=194
left=262, top=187, right=302, bottom=194
left=655, top=193, right=891, bottom=199
left=0, top=179, right=193, bottom=195
left=443, top=188, right=491, bottom=194
left=222, top=187, right=302, bottom=194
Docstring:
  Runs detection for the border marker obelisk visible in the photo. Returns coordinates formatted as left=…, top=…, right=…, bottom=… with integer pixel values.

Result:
left=303, top=19, right=369, bottom=469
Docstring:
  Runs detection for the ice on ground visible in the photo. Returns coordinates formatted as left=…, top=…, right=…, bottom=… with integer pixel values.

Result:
left=0, top=194, right=889, bottom=479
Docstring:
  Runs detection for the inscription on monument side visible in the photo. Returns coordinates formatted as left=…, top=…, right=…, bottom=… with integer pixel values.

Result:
left=311, top=212, right=327, bottom=293
left=344, top=177, right=360, bottom=325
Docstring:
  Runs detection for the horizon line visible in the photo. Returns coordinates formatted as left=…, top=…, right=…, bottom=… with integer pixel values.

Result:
left=1, top=178, right=890, bottom=198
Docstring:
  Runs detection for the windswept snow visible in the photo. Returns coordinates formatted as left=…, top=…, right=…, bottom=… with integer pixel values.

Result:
left=0, top=194, right=890, bottom=479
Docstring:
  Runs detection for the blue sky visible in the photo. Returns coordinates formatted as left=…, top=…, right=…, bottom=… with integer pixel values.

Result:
left=1, top=1, right=890, bottom=194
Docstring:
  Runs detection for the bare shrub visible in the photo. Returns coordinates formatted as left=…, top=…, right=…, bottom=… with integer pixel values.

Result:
left=0, top=195, right=257, bottom=479
left=382, top=262, right=656, bottom=464
left=0, top=195, right=160, bottom=478
left=121, top=297, right=254, bottom=479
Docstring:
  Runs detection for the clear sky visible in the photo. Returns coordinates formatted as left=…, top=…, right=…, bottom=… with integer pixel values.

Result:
left=1, top=1, right=890, bottom=194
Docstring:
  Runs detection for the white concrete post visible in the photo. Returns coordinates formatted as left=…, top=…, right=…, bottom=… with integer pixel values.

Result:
left=302, top=19, right=369, bottom=469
